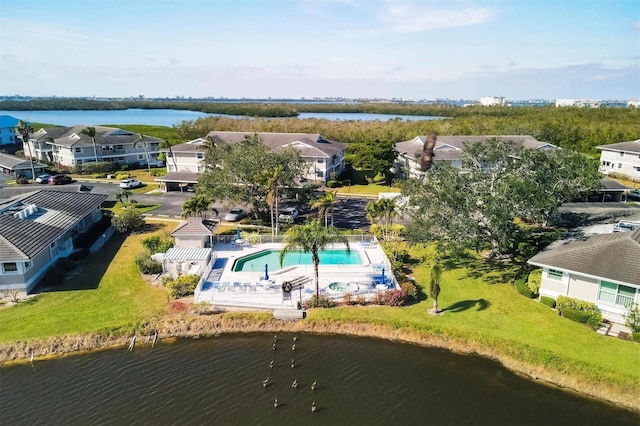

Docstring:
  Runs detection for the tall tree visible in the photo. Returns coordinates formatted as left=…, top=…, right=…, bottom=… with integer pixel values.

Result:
left=311, top=190, right=338, bottom=227
left=403, top=139, right=600, bottom=258
left=16, top=120, right=35, bottom=180
left=160, top=139, right=178, bottom=171
left=197, top=134, right=306, bottom=219
left=279, top=220, right=349, bottom=301
left=365, top=197, right=398, bottom=240
left=80, top=126, right=99, bottom=162
left=429, top=262, right=442, bottom=314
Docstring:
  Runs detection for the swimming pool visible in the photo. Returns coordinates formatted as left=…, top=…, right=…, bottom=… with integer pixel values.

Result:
left=233, top=249, right=362, bottom=272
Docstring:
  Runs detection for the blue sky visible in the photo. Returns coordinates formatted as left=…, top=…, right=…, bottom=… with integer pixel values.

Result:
left=1, top=0, right=638, bottom=100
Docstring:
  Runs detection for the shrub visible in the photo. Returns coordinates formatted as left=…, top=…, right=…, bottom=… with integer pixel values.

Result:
left=165, top=274, right=200, bottom=298
left=385, top=289, right=407, bottom=306
left=515, top=277, right=535, bottom=298
left=141, top=234, right=174, bottom=254
left=16, top=176, right=29, bottom=184
left=400, top=281, right=418, bottom=302
left=632, top=332, right=640, bottom=343
left=527, top=269, right=542, bottom=295
left=135, top=253, right=163, bottom=275
left=561, top=308, right=591, bottom=324
left=327, top=180, right=339, bottom=188
left=81, top=162, right=115, bottom=174
left=624, top=303, right=640, bottom=333
left=115, top=172, right=130, bottom=181
left=540, top=296, right=557, bottom=309
left=355, top=294, right=367, bottom=305
left=556, top=296, right=599, bottom=315
left=112, top=207, right=145, bottom=233
left=93, top=173, right=108, bottom=179
left=342, top=292, right=355, bottom=305
left=303, top=295, right=336, bottom=308
left=150, top=168, right=165, bottom=177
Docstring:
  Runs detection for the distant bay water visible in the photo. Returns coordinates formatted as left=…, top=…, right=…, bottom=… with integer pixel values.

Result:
left=0, top=109, right=446, bottom=127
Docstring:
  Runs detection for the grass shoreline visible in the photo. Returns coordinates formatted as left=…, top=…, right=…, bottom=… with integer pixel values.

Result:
left=1, top=312, right=638, bottom=413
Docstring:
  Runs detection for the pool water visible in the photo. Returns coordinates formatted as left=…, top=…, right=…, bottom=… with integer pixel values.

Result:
left=327, top=282, right=360, bottom=293
left=233, top=249, right=362, bottom=272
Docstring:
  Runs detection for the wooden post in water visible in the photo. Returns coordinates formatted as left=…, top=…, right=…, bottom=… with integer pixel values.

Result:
left=128, top=335, right=137, bottom=352
left=152, top=331, right=158, bottom=348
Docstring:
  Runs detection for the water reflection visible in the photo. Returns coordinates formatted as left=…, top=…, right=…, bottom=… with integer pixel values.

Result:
left=1, top=334, right=637, bottom=426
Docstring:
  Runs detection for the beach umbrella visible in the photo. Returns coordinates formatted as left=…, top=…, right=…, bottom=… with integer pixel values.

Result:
left=236, top=226, right=241, bottom=240
left=264, top=263, right=269, bottom=281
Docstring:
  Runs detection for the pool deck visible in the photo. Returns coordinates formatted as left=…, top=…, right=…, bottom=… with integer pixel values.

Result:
left=194, top=241, right=397, bottom=310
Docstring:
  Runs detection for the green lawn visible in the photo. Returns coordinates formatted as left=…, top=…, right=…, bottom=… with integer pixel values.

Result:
left=308, top=245, right=640, bottom=390
left=0, top=229, right=169, bottom=342
left=333, top=183, right=400, bottom=196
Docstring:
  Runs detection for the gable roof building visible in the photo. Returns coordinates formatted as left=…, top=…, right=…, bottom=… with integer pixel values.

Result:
left=156, top=132, right=347, bottom=191
left=0, top=152, right=47, bottom=178
left=0, top=190, right=107, bottom=293
left=0, top=115, right=19, bottom=145
left=24, top=125, right=164, bottom=169
left=394, top=135, right=557, bottom=177
left=597, top=139, right=640, bottom=180
left=528, top=229, right=640, bottom=324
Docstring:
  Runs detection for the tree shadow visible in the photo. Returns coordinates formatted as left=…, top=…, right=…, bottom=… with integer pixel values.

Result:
left=442, top=299, right=490, bottom=313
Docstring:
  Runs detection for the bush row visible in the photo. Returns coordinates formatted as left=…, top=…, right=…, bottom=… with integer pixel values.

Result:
left=514, top=276, right=537, bottom=298
left=135, top=253, right=162, bottom=275
left=540, top=296, right=557, bottom=309
left=557, top=296, right=603, bottom=330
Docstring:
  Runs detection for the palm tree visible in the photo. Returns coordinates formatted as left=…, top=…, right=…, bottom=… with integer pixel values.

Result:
left=160, top=140, right=178, bottom=171
left=264, top=165, right=283, bottom=235
left=365, top=198, right=398, bottom=240
left=16, top=120, right=35, bottom=180
left=429, top=262, right=442, bottom=314
left=132, top=133, right=151, bottom=175
left=182, top=194, right=217, bottom=219
left=311, top=190, right=338, bottom=227
left=280, top=220, right=349, bottom=302
left=114, top=189, right=136, bottom=207
left=80, top=126, right=98, bottom=162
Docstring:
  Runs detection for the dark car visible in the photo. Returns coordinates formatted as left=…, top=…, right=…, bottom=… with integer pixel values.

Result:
left=627, top=189, right=640, bottom=202
left=48, top=174, right=73, bottom=185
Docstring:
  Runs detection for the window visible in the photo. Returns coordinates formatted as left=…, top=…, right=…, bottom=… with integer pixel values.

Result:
left=598, top=281, right=636, bottom=308
left=316, top=158, right=324, bottom=164
left=196, top=152, right=204, bottom=159
left=116, top=145, right=123, bottom=150
left=197, top=165, right=204, bottom=172
left=618, top=163, right=622, bottom=169
left=619, top=152, right=624, bottom=157
left=75, top=147, right=82, bottom=153
left=548, top=269, right=563, bottom=280
left=138, top=154, right=144, bottom=160
left=24, top=261, right=32, bottom=271
left=2, top=262, right=18, bottom=273
left=316, top=170, right=324, bottom=178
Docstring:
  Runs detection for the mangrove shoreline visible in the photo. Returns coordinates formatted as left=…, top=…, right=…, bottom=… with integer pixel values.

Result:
left=0, top=312, right=638, bottom=413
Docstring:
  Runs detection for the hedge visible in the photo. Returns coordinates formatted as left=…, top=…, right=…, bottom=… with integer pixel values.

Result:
left=561, top=308, right=591, bottom=324
left=540, top=296, right=556, bottom=309
left=515, top=277, right=535, bottom=298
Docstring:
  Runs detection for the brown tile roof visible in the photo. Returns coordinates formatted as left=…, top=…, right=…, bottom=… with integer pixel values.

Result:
left=528, top=228, right=640, bottom=286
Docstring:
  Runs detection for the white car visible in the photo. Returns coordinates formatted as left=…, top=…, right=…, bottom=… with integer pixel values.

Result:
left=279, top=207, right=299, bottom=222
left=224, top=208, right=247, bottom=222
left=119, top=178, right=142, bottom=189
left=35, top=174, right=52, bottom=184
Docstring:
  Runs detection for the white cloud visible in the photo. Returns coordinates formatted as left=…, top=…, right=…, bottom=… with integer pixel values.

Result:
left=377, top=0, right=496, bottom=32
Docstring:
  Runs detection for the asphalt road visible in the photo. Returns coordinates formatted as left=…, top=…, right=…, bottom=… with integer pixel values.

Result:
left=0, top=180, right=373, bottom=230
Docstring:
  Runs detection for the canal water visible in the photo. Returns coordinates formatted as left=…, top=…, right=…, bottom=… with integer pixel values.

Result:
left=0, top=109, right=444, bottom=127
left=1, top=334, right=637, bottom=426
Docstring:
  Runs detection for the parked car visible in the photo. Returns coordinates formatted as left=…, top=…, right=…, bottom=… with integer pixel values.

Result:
left=35, top=174, right=52, bottom=184
left=48, top=174, right=73, bottom=185
left=119, top=178, right=142, bottom=189
left=279, top=207, right=299, bottom=222
left=224, top=208, right=247, bottom=222
left=627, top=189, right=640, bottom=201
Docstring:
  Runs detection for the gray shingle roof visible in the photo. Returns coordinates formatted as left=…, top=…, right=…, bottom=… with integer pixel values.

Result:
left=0, top=153, right=47, bottom=170
left=395, top=135, right=555, bottom=162
left=528, top=228, right=640, bottom=286
left=0, top=190, right=108, bottom=260
left=172, top=219, right=218, bottom=236
left=596, top=139, right=640, bottom=154
left=206, top=131, right=347, bottom=158
left=35, top=125, right=163, bottom=148
left=168, top=138, right=209, bottom=153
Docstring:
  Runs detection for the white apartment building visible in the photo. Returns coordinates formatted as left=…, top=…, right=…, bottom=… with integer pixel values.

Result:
left=479, top=96, right=505, bottom=106
left=23, top=125, right=164, bottom=169
left=156, top=132, right=347, bottom=191
left=554, top=99, right=601, bottom=108
left=597, top=139, right=640, bottom=180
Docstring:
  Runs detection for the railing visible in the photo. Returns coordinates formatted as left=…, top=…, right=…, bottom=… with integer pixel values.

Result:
left=194, top=252, right=217, bottom=303
left=212, top=234, right=378, bottom=246
left=598, top=289, right=636, bottom=308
